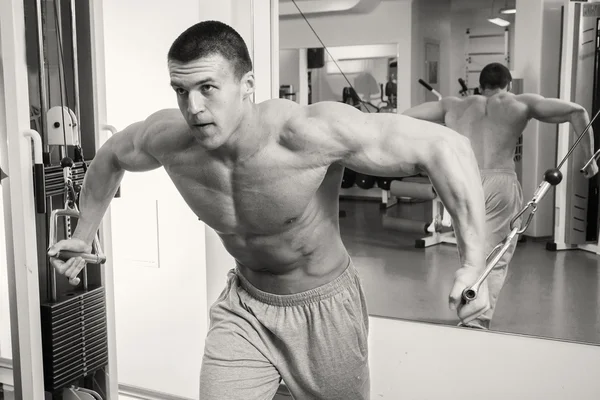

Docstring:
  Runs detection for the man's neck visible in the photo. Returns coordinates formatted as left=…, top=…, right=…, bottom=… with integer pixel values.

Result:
left=211, top=101, right=263, bottom=163
left=481, top=88, right=505, bottom=97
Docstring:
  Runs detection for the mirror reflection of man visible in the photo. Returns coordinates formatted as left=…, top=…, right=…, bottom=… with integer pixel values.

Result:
left=403, top=62, right=599, bottom=329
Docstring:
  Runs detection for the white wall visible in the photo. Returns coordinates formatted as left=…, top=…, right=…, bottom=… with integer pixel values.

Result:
left=279, top=0, right=412, bottom=111
left=411, top=0, right=451, bottom=106
left=0, top=189, right=10, bottom=360
left=449, top=1, right=516, bottom=94
left=514, top=0, right=563, bottom=237
left=0, top=38, right=11, bottom=360
left=102, top=0, right=207, bottom=397
left=369, top=317, right=600, bottom=399
left=537, top=1, right=563, bottom=236
left=514, top=0, right=543, bottom=237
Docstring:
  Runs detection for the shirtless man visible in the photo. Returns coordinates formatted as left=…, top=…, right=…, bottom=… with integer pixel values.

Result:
left=48, top=21, right=489, bottom=399
left=404, top=62, right=598, bottom=330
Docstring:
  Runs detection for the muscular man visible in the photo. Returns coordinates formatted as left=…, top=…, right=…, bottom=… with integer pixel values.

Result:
left=404, top=62, right=599, bottom=330
left=48, top=21, right=488, bottom=399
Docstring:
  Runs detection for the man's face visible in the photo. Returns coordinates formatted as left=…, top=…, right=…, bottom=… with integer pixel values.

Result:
left=168, top=53, right=253, bottom=149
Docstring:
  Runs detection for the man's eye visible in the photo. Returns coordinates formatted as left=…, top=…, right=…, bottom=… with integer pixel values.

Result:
left=175, top=88, right=187, bottom=95
left=201, top=85, right=214, bottom=93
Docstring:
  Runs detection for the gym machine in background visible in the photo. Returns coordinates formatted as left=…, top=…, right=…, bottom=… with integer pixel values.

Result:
left=550, top=2, right=600, bottom=255
left=7, top=0, right=115, bottom=398
left=382, top=177, right=455, bottom=248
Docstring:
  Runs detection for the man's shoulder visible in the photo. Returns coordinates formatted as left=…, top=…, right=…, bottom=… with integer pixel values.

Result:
left=144, top=108, right=188, bottom=131
left=262, top=100, right=354, bottom=153
left=258, top=98, right=347, bottom=119
left=143, top=109, right=193, bottom=152
left=258, top=98, right=301, bottom=115
left=441, top=95, right=472, bottom=111
left=259, top=99, right=345, bottom=131
left=489, top=92, right=531, bottom=114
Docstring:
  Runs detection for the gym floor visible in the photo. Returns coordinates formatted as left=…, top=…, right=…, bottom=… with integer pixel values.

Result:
left=339, top=197, right=600, bottom=345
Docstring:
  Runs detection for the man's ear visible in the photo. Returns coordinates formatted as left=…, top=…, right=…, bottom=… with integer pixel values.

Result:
left=241, top=71, right=255, bottom=99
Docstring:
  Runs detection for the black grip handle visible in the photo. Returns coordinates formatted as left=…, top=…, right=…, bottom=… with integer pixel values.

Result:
left=33, top=163, right=46, bottom=213
left=418, top=79, right=433, bottom=91
left=458, top=78, right=468, bottom=92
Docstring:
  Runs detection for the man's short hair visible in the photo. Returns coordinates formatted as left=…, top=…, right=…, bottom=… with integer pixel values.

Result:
left=168, top=20, right=253, bottom=80
left=479, top=63, right=512, bottom=90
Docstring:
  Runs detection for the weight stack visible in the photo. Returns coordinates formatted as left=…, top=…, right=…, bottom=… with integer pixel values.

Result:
left=41, top=286, right=109, bottom=393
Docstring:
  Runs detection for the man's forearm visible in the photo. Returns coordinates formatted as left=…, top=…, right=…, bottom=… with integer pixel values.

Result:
left=424, top=139, right=486, bottom=271
left=570, top=109, right=594, bottom=159
left=72, top=148, right=124, bottom=244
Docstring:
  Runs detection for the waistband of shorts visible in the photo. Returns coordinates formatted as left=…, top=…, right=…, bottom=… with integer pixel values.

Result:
left=479, top=168, right=517, bottom=177
left=235, top=259, right=357, bottom=307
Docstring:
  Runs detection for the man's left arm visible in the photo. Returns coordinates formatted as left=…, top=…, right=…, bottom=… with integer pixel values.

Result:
left=518, top=93, right=598, bottom=178
left=303, top=102, right=489, bottom=321
left=401, top=97, right=456, bottom=123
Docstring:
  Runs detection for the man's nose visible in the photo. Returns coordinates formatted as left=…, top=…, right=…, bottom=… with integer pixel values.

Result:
left=187, top=91, right=205, bottom=115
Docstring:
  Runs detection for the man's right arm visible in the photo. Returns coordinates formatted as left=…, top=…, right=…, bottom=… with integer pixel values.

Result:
left=518, top=94, right=596, bottom=176
left=72, top=111, right=168, bottom=244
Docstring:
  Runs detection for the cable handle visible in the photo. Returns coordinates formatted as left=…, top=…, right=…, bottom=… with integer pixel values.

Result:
left=462, top=167, right=564, bottom=304
left=48, top=207, right=107, bottom=265
left=462, top=226, right=520, bottom=302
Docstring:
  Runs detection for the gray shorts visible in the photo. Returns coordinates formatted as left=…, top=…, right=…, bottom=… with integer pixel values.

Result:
left=467, top=169, right=523, bottom=329
left=200, top=260, right=370, bottom=400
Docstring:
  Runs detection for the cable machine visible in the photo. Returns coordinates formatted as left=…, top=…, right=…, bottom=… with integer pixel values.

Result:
left=1, top=0, right=118, bottom=398
left=549, top=2, right=600, bottom=255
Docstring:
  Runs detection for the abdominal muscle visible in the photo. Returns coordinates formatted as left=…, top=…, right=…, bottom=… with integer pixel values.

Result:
left=217, top=205, right=350, bottom=295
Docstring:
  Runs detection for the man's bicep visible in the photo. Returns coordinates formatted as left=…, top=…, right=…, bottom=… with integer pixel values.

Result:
left=336, top=113, right=429, bottom=176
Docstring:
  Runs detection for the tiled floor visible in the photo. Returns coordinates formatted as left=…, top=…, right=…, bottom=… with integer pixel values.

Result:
left=339, top=198, right=600, bottom=345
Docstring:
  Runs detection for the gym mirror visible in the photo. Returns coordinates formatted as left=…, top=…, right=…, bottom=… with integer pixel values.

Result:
left=281, top=0, right=600, bottom=348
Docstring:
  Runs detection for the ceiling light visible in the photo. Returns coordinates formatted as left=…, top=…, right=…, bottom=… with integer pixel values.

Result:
left=488, top=17, right=511, bottom=27
left=500, top=7, right=516, bottom=14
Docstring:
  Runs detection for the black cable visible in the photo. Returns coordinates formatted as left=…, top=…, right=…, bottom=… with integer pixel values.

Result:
left=53, top=0, right=69, bottom=151
left=56, top=1, right=71, bottom=114
left=42, top=1, right=58, bottom=162
left=67, top=1, right=85, bottom=162
left=289, top=0, right=373, bottom=112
